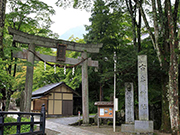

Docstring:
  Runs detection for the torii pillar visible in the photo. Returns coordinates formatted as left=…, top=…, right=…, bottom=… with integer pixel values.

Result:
left=24, top=43, right=35, bottom=113
left=82, top=51, right=89, bottom=123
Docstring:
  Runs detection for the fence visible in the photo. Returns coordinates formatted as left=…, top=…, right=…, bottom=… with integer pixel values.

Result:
left=0, top=104, right=46, bottom=135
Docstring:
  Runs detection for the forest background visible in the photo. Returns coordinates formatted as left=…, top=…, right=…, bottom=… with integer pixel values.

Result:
left=0, top=0, right=180, bottom=134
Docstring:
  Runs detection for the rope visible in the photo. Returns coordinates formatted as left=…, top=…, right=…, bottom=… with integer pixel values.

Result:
left=28, top=49, right=89, bottom=68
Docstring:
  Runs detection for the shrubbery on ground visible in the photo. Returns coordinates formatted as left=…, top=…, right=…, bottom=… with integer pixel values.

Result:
left=4, top=117, right=36, bottom=135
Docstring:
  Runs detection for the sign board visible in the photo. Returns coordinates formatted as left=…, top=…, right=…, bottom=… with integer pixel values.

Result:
left=114, top=98, right=118, bottom=111
left=57, top=44, right=66, bottom=62
left=98, top=107, right=113, bottom=118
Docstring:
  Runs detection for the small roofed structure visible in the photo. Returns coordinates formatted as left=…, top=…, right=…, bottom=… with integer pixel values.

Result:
left=94, top=101, right=114, bottom=118
left=95, top=101, right=114, bottom=127
left=31, top=82, right=80, bottom=117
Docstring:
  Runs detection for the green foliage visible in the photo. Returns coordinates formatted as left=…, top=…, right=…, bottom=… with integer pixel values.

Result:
left=84, top=0, right=133, bottom=107
left=89, top=101, right=97, bottom=113
left=1, top=0, right=59, bottom=109
left=6, top=0, right=55, bottom=31
left=83, top=0, right=162, bottom=120
left=4, top=117, right=36, bottom=135
left=0, top=58, right=16, bottom=90
left=56, top=0, right=93, bottom=10
left=0, top=93, right=2, bottom=99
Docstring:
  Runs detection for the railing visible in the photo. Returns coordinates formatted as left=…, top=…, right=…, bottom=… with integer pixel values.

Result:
left=0, top=104, right=46, bottom=135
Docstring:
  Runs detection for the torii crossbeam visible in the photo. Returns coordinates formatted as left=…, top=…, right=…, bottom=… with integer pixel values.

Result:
left=9, top=27, right=103, bottom=124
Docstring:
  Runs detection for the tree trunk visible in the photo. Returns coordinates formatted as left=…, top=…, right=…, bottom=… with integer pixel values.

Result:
left=5, top=90, right=11, bottom=111
left=160, top=73, right=171, bottom=132
left=125, top=0, right=136, bottom=48
left=168, top=44, right=179, bottom=134
left=137, top=2, right=141, bottom=52
left=166, top=0, right=180, bottom=133
left=0, top=0, right=6, bottom=58
left=99, top=83, right=103, bottom=101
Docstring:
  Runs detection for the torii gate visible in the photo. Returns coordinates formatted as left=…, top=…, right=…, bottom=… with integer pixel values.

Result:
left=8, top=27, right=103, bottom=124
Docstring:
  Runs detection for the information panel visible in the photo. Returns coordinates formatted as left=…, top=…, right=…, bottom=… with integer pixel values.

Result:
left=98, top=107, right=113, bottom=118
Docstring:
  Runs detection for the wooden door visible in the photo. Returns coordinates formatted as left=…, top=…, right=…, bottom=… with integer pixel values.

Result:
left=62, top=100, right=73, bottom=116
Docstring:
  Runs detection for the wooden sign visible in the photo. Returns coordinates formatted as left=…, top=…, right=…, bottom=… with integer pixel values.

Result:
left=57, top=44, right=66, bottom=62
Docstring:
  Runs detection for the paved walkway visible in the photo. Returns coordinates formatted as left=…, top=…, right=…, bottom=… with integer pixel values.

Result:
left=47, top=116, right=81, bottom=126
left=46, top=117, right=105, bottom=135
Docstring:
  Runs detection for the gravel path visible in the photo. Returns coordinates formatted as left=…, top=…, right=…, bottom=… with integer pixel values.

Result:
left=46, top=120, right=105, bottom=135
left=47, top=116, right=81, bottom=126
left=47, top=115, right=95, bottom=126
left=46, top=117, right=171, bottom=135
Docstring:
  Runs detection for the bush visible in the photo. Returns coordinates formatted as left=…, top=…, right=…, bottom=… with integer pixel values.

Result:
left=89, top=101, right=97, bottom=114
left=4, top=117, right=36, bottom=135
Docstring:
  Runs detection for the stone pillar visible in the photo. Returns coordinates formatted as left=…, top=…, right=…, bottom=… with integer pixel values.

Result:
left=24, top=43, right=35, bottom=113
left=125, top=83, right=134, bottom=123
left=138, top=55, right=149, bottom=120
left=82, top=51, right=89, bottom=124
left=135, top=55, right=153, bottom=133
left=121, top=82, right=135, bottom=133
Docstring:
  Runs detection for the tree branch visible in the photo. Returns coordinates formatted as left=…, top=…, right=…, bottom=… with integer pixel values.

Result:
left=173, top=0, right=179, bottom=38
left=157, top=0, right=164, bottom=28
left=136, top=0, right=162, bottom=66
left=125, top=0, right=137, bottom=47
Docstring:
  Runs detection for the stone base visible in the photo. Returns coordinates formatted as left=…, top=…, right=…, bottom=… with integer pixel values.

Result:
left=135, top=120, right=153, bottom=133
left=121, top=124, right=135, bottom=133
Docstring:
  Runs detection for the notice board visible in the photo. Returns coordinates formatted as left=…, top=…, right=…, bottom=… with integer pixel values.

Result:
left=98, top=107, right=113, bottom=118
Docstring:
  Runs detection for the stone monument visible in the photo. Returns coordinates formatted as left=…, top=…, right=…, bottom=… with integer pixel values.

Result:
left=121, top=82, right=135, bottom=133
left=135, top=55, right=153, bottom=133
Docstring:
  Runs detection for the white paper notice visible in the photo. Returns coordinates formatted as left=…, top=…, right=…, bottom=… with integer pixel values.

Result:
left=100, top=108, right=104, bottom=116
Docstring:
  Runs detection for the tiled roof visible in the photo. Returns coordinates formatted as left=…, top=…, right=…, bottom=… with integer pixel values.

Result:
left=32, top=82, right=80, bottom=97
left=94, top=101, right=114, bottom=106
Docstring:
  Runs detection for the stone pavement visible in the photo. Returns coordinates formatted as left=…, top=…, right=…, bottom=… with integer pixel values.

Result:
left=46, top=120, right=105, bottom=135
left=47, top=115, right=95, bottom=126
left=47, top=116, right=81, bottom=126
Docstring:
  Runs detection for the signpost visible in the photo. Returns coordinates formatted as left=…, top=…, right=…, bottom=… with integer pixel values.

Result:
left=113, top=51, right=117, bottom=132
left=94, top=101, right=114, bottom=127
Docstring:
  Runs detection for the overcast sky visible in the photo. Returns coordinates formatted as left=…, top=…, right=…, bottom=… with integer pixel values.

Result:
left=42, top=0, right=91, bottom=36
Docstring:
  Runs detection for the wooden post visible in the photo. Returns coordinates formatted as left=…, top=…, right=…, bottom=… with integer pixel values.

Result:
left=0, top=114, right=4, bottom=135
left=82, top=51, right=89, bottom=124
left=40, top=104, right=46, bottom=135
left=24, top=43, right=35, bottom=113
left=16, top=114, right=21, bottom=134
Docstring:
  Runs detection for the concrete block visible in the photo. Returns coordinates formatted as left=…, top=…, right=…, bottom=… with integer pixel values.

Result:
left=121, top=124, right=135, bottom=133
left=135, top=120, right=153, bottom=133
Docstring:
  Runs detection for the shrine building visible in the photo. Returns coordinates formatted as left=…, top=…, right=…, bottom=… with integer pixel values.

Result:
left=31, top=82, right=80, bottom=117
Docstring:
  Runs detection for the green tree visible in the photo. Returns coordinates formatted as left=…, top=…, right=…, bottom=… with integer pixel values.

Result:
left=135, top=0, right=179, bottom=133
left=0, top=0, right=6, bottom=58
left=84, top=0, right=132, bottom=101
left=2, top=0, right=56, bottom=111
left=56, top=0, right=179, bottom=132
